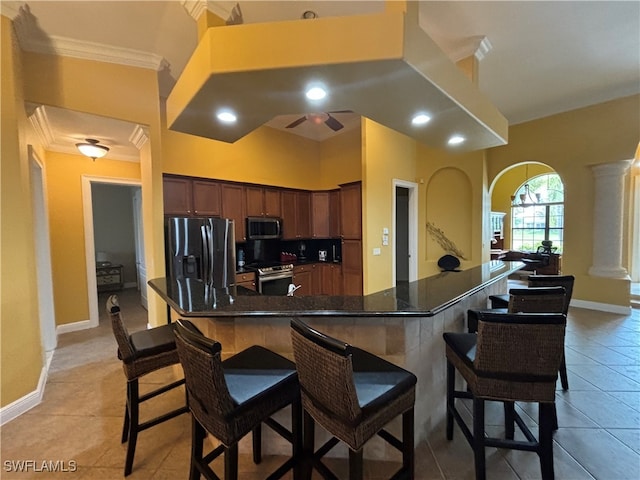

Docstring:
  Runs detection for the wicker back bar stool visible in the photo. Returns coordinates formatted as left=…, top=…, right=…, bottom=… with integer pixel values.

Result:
left=444, top=311, right=567, bottom=480
left=290, top=318, right=417, bottom=480
left=107, top=295, right=189, bottom=477
left=173, top=319, right=301, bottom=480
left=489, top=275, right=575, bottom=313
left=469, top=285, right=569, bottom=390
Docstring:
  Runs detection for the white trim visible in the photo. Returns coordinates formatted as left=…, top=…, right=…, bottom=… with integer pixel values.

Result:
left=28, top=106, right=55, bottom=147
left=0, top=364, right=48, bottom=426
left=56, top=319, right=93, bottom=335
left=392, top=179, right=419, bottom=284
left=571, top=300, right=632, bottom=316
left=129, top=125, right=149, bottom=150
left=19, top=34, right=169, bottom=71
left=82, top=176, right=143, bottom=329
left=124, top=281, right=138, bottom=289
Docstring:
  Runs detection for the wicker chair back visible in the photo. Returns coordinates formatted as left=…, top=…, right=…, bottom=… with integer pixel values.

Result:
left=528, top=275, right=575, bottom=314
left=508, top=286, right=566, bottom=314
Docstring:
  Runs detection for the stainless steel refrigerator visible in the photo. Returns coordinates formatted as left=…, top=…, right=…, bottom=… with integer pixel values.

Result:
left=165, top=217, right=236, bottom=288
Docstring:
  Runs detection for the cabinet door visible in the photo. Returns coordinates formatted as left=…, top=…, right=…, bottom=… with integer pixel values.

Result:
left=341, top=239, right=362, bottom=295
left=296, top=191, right=312, bottom=239
left=235, top=272, right=256, bottom=291
left=193, top=180, right=221, bottom=217
left=245, top=186, right=264, bottom=217
left=293, top=265, right=312, bottom=296
left=331, top=264, right=343, bottom=295
left=311, top=263, right=323, bottom=295
left=263, top=188, right=281, bottom=217
left=329, top=190, right=341, bottom=238
left=280, top=190, right=297, bottom=240
left=340, top=182, right=362, bottom=240
left=320, top=263, right=333, bottom=295
left=312, top=192, right=330, bottom=238
left=221, top=184, right=246, bottom=242
left=163, top=176, right=193, bottom=215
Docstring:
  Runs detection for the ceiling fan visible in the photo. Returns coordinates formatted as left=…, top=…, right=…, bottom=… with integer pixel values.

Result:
left=285, top=111, right=352, bottom=132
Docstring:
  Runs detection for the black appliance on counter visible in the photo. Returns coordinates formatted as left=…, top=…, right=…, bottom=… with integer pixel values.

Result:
left=165, top=217, right=235, bottom=288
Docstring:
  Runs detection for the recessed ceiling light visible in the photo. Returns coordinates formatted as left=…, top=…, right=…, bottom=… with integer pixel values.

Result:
left=448, top=135, right=465, bottom=145
left=411, top=113, right=431, bottom=126
left=306, top=86, right=327, bottom=101
left=216, top=110, right=237, bottom=123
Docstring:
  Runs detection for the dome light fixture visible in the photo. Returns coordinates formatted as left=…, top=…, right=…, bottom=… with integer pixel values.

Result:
left=76, top=138, right=109, bottom=160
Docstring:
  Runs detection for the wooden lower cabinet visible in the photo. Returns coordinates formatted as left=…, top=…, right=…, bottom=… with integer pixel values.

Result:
left=235, top=272, right=256, bottom=291
left=293, top=264, right=313, bottom=296
left=341, top=240, right=363, bottom=296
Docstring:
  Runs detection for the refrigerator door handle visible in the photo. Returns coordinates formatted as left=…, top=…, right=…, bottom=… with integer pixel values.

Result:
left=201, top=224, right=210, bottom=283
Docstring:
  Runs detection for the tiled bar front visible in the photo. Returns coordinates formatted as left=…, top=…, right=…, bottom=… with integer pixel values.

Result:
left=186, top=276, right=508, bottom=460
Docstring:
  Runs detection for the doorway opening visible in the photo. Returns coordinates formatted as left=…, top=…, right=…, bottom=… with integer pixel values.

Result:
left=82, top=176, right=144, bottom=328
left=393, top=180, right=418, bottom=286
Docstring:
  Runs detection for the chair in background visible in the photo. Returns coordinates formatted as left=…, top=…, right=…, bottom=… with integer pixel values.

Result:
left=489, top=274, right=575, bottom=390
left=107, top=295, right=189, bottom=477
left=468, top=287, right=568, bottom=392
left=444, top=311, right=567, bottom=480
left=290, top=317, right=417, bottom=480
left=173, top=319, right=301, bottom=480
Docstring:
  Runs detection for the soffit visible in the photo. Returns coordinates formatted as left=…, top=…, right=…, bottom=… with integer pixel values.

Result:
left=166, top=9, right=508, bottom=151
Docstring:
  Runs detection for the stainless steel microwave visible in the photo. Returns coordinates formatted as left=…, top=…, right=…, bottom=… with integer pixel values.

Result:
left=246, top=217, right=282, bottom=240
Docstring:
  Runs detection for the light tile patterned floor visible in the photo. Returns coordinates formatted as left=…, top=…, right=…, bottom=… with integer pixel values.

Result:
left=1, top=288, right=638, bottom=479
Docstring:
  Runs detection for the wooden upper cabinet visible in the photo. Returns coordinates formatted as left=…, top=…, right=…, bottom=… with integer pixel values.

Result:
left=312, top=192, right=330, bottom=238
left=296, top=191, right=312, bottom=239
left=280, top=190, right=297, bottom=239
left=221, top=183, right=246, bottom=242
left=340, top=182, right=362, bottom=240
left=246, top=186, right=282, bottom=217
left=192, top=180, right=221, bottom=216
left=163, top=176, right=193, bottom=215
left=329, top=189, right=341, bottom=238
left=263, top=188, right=281, bottom=217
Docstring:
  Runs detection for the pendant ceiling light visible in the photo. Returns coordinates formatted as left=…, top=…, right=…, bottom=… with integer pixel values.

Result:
left=511, top=164, right=541, bottom=207
left=76, top=138, right=109, bottom=160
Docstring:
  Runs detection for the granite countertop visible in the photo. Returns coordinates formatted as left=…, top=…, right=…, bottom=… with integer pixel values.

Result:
left=150, top=261, right=523, bottom=318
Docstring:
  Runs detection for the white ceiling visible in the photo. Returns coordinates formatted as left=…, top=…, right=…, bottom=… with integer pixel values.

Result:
left=3, top=1, right=639, bottom=158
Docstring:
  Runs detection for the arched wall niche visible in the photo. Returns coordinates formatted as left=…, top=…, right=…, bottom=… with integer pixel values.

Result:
left=425, top=167, right=472, bottom=262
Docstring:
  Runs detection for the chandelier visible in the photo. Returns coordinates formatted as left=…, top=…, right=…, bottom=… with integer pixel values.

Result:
left=511, top=183, right=541, bottom=207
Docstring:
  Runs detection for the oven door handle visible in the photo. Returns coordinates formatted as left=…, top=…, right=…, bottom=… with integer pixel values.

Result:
left=259, top=272, right=294, bottom=282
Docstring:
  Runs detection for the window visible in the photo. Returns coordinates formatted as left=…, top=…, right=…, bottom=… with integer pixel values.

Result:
left=511, top=173, right=564, bottom=253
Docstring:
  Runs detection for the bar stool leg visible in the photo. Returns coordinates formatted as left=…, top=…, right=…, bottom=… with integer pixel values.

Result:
left=124, top=379, right=139, bottom=476
left=190, top=416, right=204, bottom=480
left=349, top=448, right=364, bottom=480
left=446, top=360, right=455, bottom=440
left=539, top=403, right=555, bottom=480
left=402, top=408, right=415, bottom=478
left=473, top=397, right=486, bottom=480
left=559, top=354, right=569, bottom=390
left=301, top=410, right=314, bottom=479
left=225, top=443, right=238, bottom=480
left=504, top=401, right=515, bottom=440
left=252, top=425, right=262, bottom=464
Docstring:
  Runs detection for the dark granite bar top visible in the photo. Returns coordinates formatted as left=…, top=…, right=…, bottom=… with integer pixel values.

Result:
left=149, top=261, right=523, bottom=318
left=149, top=260, right=522, bottom=317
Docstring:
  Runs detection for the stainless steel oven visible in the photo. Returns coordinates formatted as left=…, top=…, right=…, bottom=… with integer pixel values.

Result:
left=257, top=264, right=294, bottom=295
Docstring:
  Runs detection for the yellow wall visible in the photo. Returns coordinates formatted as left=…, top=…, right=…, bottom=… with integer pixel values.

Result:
left=21, top=51, right=167, bottom=325
left=45, top=152, right=140, bottom=325
left=318, top=126, right=362, bottom=189
left=487, top=94, right=640, bottom=306
left=415, top=144, right=486, bottom=276
left=1, top=15, right=43, bottom=407
left=361, top=118, right=416, bottom=294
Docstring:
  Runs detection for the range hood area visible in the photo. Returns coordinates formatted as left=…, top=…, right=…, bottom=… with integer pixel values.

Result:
left=166, top=4, right=508, bottom=151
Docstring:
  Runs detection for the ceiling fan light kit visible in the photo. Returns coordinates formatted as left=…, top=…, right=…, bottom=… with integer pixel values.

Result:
left=76, top=138, right=109, bottom=160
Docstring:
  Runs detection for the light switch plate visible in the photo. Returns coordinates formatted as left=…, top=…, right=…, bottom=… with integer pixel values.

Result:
left=373, top=248, right=381, bottom=256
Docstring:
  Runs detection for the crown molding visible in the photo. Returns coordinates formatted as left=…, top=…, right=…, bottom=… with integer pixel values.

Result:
left=129, top=125, right=149, bottom=150
left=0, top=1, right=23, bottom=20
left=183, top=1, right=236, bottom=22
left=28, top=105, right=55, bottom=148
left=448, top=35, right=493, bottom=63
left=474, top=36, right=493, bottom=62
left=19, top=34, right=169, bottom=71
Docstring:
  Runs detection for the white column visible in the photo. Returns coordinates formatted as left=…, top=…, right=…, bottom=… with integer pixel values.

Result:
left=588, top=160, right=633, bottom=279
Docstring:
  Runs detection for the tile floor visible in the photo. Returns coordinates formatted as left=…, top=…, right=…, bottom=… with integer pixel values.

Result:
left=1, top=288, right=638, bottom=479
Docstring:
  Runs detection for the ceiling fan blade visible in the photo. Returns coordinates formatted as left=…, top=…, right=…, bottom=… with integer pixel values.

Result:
left=328, top=110, right=353, bottom=114
left=286, top=116, right=307, bottom=128
left=325, top=114, right=344, bottom=131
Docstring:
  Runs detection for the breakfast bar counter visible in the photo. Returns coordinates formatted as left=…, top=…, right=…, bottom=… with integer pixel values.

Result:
left=148, top=261, right=522, bottom=459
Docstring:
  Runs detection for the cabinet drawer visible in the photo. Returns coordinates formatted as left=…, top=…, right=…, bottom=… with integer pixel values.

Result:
left=235, top=272, right=255, bottom=283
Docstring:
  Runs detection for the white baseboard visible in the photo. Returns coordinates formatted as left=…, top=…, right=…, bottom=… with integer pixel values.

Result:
left=56, top=318, right=92, bottom=335
left=123, top=282, right=137, bottom=289
left=571, top=299, right=632, bottom=315
left=0, top=361, right=49, bottom=426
